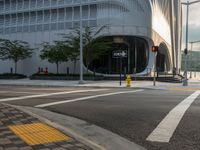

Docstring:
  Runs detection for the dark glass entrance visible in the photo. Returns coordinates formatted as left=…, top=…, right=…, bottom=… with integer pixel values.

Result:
left=85, top=36, right=149, bottom=74
left=157, top=52, right=166, bottom=72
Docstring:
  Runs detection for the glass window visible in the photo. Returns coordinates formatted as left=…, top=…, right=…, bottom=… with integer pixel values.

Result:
left=17, top=13, right=23, bottom=25
left=37, top=11, right=43, bottom=23
left=0, top=1, right=4, bottom=13
left=37, top=0, right=43, bottom=8
left=0, top=28, right=3, bottom=34
left=51, top=0, right=57, bottom=6
left=58, top=22, right=64, bottom=30
left=30, top=25, right=36, bottom=32
left=58, top=8, right=65, bottom=21
left=30, top=0, right=37, bottom=9
left=89, top=20, right=96, bottom=27
left=65, top=7, right=72, bottom=20
left=90, top=5, right=97, bottom=19
left=23, top=12, right=30, bottom=25
left=30, top=12, right=36, bottom=24
left=36, top=24, right=43, bottom=31
left=87, top=37, right=148, bottom=74
left=73, top=6, right=80, bottom=20
left=24, top=0, right=30, bottom=10
left=0, top=16, right=4, bottom=27
left=83, top=20, right=88, bottom=27
left=17, top=0, right=23, bottom=10
left=5, top=1, right=10, bottom=12
left=51, top=9, right=57, bottom=22
left=17, top=26, right=23, bottom=32
left=74, top=0, right=81, bottom=3
left=50, top=23, right=57, bottom=30
left=44, top=10, right=50, bottom=22
left=82, top=5, right=89, bottom=19
left=65, top=22, right=72, bottom=29
left=43, top=24, right=50, bottom=31
left=11, top=0, right=17, bottom=11
left=10, top=27, right=16, bottom=33
left=58, top=0, right=64, bottom=5
left=5, top=27, right=10, bottom=34
left=73, top=21, right=79, bottom=28
left=5, top=15, right=10, bottom=26
left=23, top=26, right=29, bottom=32
left=44, top=0, right=50, bottom=7
left=11, top=14, right=17, bottom=26
left=64, top=0, right=72, bottom=4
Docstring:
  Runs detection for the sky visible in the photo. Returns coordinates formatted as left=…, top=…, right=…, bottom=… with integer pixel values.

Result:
left=182, top=0, right=200, bottom=50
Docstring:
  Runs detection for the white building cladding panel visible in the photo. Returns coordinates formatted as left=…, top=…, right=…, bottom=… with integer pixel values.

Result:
left=0, top=0, right=182, bottom=75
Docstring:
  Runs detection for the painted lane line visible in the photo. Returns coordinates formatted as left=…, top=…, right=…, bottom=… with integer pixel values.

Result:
left=146, top=90, right=200, bottom=143
left=35, top=89, right=144, bottom=108
left=0, top=91, right=46, bottom=94
left=0, top=89, right=108, bottom=102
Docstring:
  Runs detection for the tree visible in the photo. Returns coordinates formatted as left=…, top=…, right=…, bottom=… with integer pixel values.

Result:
left=61, top=30, right=80, bottom=75
left=0, top=39, right=33, bottom=74
left=40, top=42, right=65, bottom=74
left=54, top=41, right=71, bottom=63
left=83, top=26, right=113, bottom=73
left=61, top=26, right=112, bottom=74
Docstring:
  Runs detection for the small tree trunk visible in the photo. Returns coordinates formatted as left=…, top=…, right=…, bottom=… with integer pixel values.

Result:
left=56, top=62, right=59, bottom=74
left=73, top=59, right=77, bottom=75
left=14, top=61, right=17, bottom=74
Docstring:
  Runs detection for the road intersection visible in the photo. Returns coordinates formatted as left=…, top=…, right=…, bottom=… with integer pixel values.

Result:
left=0, top=86, right=199, bottom=150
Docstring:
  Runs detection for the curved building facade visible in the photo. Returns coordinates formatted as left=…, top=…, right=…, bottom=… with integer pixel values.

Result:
left=0, top=0, right=182, bottom=76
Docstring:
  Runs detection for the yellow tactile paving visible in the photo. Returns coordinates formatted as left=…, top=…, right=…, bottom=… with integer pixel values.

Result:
left=8, top=122, right=71, bottom=145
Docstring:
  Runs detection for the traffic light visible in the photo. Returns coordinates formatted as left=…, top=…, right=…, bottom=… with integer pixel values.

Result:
left=152, top=46, right=159, bottom=52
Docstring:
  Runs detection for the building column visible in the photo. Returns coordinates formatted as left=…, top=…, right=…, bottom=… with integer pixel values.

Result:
left=169, top=0, right=176, bottom=72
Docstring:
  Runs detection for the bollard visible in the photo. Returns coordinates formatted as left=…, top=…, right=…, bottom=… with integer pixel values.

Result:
left=67, top=67, right=69, bottom=75
left=10, top=68, right=13, bottom=74
left=126, top=75, right=132, bottom=87
left=45, top=67, right=48, bottom=74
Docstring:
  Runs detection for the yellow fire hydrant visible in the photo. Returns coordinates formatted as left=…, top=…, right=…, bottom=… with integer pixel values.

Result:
left=126, top=75, right=132, bottom=87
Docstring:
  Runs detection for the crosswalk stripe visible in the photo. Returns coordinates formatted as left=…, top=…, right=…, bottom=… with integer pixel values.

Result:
left=35, top=89, right=144, bottom=108
left=146, top=90, right=200, bottom=143
left=0, top=89, right=108, bottom=102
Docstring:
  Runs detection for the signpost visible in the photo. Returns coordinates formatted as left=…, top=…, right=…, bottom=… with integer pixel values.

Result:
left=112, top=50, right=128, bottom=86
left=112, top=50, right=128, bottom=58
left=152, top=46, right=159, bottom=86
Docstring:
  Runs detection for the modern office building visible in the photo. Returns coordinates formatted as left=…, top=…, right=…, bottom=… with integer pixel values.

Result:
left=0, top=0, right=182, bottom=76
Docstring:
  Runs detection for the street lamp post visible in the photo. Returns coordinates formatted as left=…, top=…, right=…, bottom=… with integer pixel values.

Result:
left=182, top=0, right=200, bottom=86
left=79, top=0, right=84, bottom=84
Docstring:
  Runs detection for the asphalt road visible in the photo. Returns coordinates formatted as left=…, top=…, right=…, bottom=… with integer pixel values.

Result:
left=0, top=86, right=199, bottom=150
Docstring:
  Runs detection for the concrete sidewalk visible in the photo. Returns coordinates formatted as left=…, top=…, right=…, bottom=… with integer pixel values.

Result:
left=0, top=78, right=200, bottom=90
left=0, top=103, right=93, bottom=150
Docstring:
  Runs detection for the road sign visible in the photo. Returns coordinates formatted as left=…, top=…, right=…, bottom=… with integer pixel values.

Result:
left=112, top=50, right=128, bottom=58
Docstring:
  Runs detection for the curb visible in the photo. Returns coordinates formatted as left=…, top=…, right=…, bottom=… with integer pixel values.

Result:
left=0, top=82, right=170, bottom=91
left=5, top=103, right=104, bottom=150
left=5, top=104, right=146, bottom=150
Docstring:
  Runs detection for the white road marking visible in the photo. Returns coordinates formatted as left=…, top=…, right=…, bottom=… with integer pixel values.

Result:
left=0, top=91, right=46, bottom=94
left=146, top=90, right=200, bottom=143
left=35, top=89, right=144, bottom=108
left=0, top=89, right=108, bottom=102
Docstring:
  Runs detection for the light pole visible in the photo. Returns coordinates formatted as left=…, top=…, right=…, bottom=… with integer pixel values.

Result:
left=79, top=0, right=84, bottom=84
left=182, top=0, right=200, bottom=86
